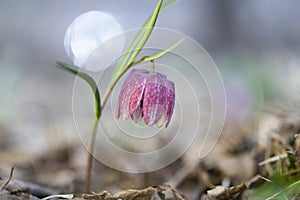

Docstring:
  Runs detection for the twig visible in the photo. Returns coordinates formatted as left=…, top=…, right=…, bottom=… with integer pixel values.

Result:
left=207, top=175, right=272, bottom=200
left=0, top=166, right=15, bottom=190
left=259, top=153, right=287, bottom=166
left=207, top=183, right=248, bottom=200
left=245, top=174, right=272, bottom=188
left=42, top=194, right=74, bottom=200
left=0, top=178, right=59, bottom=198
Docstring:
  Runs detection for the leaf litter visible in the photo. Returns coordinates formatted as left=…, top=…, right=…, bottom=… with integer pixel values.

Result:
left=1, top=104, right=300, bottom=199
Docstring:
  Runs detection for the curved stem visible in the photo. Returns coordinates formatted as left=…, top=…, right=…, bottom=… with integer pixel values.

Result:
left=100, top=36, right=185, bottom=108
left=151, top=60, right=155, bottom=72
left=58, top=0, right=179, bottom=193
left=83, top=56, right=150, bottom=192
left=85, top=35, right=183, bottom=190
left=100, top=56, right=150, bottom=108
left=85, top=115, right=100, bottom=193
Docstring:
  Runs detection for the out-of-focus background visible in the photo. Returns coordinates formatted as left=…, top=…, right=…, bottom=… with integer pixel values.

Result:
left=1, top=0, right=300, bottom=123
left=1, top=0, right=300, bottom=197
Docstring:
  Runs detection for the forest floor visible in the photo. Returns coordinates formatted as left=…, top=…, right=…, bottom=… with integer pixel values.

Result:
left=1, top=107, right=300, bottom=200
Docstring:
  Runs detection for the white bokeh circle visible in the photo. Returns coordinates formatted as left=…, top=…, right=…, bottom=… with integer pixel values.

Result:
left=71, top=28, right=226, bottom=173
left=64, top=11, right=124, bottom=71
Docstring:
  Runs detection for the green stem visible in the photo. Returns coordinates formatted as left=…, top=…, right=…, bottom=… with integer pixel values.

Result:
left=58, top=0, right=179, bottom=192
left=109, top=0, right=163, bottom=86
left=57, top=32, right=183, bottom=192
left=112, top=0, right=176, bottom=82
left=100, top=56, right=150, bottom=108
left=85, top=115, right=100, bottom=193
left=56, top=62, right=101, bottom=193
left=101, top=36, right=185, bottom=108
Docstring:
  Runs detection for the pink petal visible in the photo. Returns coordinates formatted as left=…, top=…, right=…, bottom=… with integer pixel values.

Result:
left=143, top=74, right=168, bottom=126
left=131, top=105, right=143, bottom=122
left=165, top=80, right=175, bottom=127
left=117, top=69, right=147, bottom=119
left=117, top=69, right=175, bottom=128
left=128, top=73, right=147, bottom=119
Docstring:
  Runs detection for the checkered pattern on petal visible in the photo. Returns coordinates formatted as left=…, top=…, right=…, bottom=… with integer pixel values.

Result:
left=143, top=74, right=168, bottom=126
left=117, top=69, right=147, bottom=120
left=117, top=69, right=175, bottom=128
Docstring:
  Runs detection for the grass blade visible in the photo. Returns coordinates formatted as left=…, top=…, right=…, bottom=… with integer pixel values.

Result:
left=112, top=0, right=178, bottom=81
left=56, top=61, right=101, bottom=118
left=124, top=0, right=162, bottom=66
left=143, top=37, right=185, bottom=62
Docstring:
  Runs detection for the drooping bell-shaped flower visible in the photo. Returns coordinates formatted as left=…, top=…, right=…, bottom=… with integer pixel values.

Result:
left=117, top=69, right=175, bottom=127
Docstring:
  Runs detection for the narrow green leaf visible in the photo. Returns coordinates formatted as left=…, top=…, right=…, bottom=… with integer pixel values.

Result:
left=143, top=37, right=186, bottom=62
left=56, top=61, right=101, bottom=118
left=161, top=0, right=177, bottom=11
left=124, top=37, right=185, bottom=69
left=124, top=0, right=163, bottom=67
left=112, top=0, right=178, bottom=82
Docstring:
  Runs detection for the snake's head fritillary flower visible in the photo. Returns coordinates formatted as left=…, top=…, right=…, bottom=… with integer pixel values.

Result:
left=117, top=69, right=175, bottom=127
